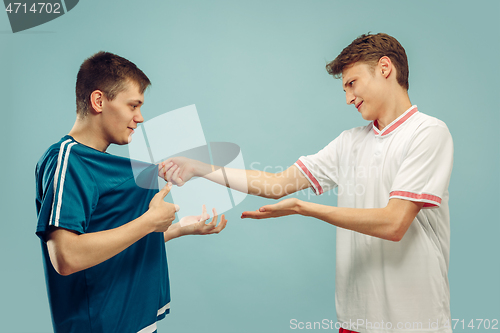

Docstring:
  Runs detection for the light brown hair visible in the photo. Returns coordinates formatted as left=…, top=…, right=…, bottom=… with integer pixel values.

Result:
left=76, top=52, right=151, bottom=117
left=326, top=33, right=409, bottom=90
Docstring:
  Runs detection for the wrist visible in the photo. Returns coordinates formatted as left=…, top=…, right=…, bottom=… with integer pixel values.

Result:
left=196, top=161, right=213, bottom=177
left=164, top=222, right=183, bottom=242
left=140, top=210, right=158, bottom=234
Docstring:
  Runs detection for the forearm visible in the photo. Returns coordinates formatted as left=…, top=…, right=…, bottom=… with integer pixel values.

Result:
left=203, top=166, right=277, bottom=197
left=48, top=214, right=156, bottom=275
left=197, top=164, right=308, bottom=199
left=296, top=201, right=409, bottom=241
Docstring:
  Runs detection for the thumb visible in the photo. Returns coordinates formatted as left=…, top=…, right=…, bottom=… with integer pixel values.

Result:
left=158, top=182, right=172, bottom=198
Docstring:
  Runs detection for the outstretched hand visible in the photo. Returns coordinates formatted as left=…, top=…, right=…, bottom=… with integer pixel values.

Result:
left=241, top=198, right=301, bottom=220
left=178, top=205, right=227, bottom=236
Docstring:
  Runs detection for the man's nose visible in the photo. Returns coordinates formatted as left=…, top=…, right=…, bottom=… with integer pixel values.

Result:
left=135, top=110, right=144, bottom=124
left=346, top=91, right=355, bottom=105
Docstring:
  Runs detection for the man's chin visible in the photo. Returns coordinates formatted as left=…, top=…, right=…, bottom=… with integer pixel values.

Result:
left=359, top=110, right=376, bottom=122
left=111, top=137, right=131, bottom=146
left=360, top=113, right=374, bottom=121
left=126, top=130, right=138, bottom=144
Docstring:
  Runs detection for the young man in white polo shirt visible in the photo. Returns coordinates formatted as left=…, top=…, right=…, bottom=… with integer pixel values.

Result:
left=159, top=33, right=454, bottom=333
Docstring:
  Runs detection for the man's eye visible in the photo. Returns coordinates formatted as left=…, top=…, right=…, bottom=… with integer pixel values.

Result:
left=349, top=80, right=354, bottom=86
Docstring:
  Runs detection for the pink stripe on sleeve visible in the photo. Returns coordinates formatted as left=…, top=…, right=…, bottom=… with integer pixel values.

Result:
left=296, top=160, right=324, bottom=195
left=390, top=191, right=441, bottom=207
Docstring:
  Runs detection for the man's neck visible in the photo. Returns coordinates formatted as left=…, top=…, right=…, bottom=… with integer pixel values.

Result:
left=68, top=117, right=110, bottom=152
left=375, top=94, right=412, bottom=130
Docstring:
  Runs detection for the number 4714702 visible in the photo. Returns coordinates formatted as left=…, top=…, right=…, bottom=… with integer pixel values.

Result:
left=447, top=319, right=499, bottom=330
left=5, top=3, right=62, bottom=14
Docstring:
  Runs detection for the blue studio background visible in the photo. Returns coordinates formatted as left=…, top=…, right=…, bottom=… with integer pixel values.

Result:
left=1, top=1, right=498, bottom=332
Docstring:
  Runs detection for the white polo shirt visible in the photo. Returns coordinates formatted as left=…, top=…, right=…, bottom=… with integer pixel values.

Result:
left=295, top=106, right=453, bottom=333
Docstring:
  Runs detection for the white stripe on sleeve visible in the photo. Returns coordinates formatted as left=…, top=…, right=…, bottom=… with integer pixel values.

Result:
left=49, top=139, right=72, bottom=226
left=53, top=142, right=78, bottom=227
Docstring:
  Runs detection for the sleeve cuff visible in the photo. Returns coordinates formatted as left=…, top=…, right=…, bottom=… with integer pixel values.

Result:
left=295, top=159, right=324, bottom=195
left=389, top=191, right=441, bottom=208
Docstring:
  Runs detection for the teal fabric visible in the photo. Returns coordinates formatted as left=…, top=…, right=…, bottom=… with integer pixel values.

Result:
left=35, top=135, right=170, bottom=333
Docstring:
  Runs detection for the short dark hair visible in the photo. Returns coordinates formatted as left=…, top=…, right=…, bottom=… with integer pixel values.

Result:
left=76, top=52, right=151, bottom=117
left=326, top=33, right=409, bottom=90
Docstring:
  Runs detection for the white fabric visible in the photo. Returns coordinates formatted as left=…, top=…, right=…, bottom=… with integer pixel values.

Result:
left=295, top=106, right=453, bottom=333
left=157, top=302, right=170, bottom=316
left=137, top=322, right=157, bottom=333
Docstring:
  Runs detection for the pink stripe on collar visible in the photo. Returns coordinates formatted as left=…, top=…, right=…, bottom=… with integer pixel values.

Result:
left=372, top=106, right=418, bottom=136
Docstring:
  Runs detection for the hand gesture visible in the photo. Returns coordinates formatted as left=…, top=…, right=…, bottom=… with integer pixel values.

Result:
left=158, top=157, right=203, bottom=186
left=240, top=198, right=301, bottom=219
left=178, top=205, right=227, bottom=235
left=146, top=183, right=180, bottom=232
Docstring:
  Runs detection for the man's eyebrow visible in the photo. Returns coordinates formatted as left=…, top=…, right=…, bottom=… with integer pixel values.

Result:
left=342, top=75, right=353, bottom=92
left=129, top=99, right=144, bottom=105
left=342, top=78, right=350, bottom=91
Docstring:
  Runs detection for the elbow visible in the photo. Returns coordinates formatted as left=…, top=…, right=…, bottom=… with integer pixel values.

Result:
left=51, top=253, right=78, bottom=276
left=47, top=243, right=79, bottom=276
left=388, top=231, right=404, bottom=242
left=50, top=259, right=71, bottom=276
left=387, top=217, right=411, bottom=242
left=55, top=266, right=75, bottom=277
left=383, top=199, right=423, bottom=242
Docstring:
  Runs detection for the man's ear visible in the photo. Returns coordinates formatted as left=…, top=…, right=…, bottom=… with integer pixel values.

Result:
left=90, top=90, right=104, bottom=114
left=378, top=56, right=393, bottom=78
